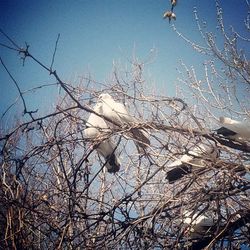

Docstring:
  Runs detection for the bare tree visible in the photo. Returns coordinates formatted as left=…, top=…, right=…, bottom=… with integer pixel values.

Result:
left=0, top=1, right=250, bottom=249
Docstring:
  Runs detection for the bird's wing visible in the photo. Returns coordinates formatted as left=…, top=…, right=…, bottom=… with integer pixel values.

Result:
left=113, top=102, right=151, bottom=147
left=84, top=109, right=110, bottom=138
left=102, top=97, right=135, bottom=125
left=100, top=98, right=124, bottom=125
left=86, top=112, right=108, bottom=128
left=111, top=101, right=150, bottom=146
left=113, top=102, right=135, bottom=123
left=99, top=94, right=150, bottom=147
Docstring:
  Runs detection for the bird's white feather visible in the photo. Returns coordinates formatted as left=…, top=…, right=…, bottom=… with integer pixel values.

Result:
left=166, top=142, right=218, bottom=183
left=183, top=211, right=214, bottom=227
left=183, top=210, right=215, bottom=238
left=169, top=143, right=217, bottom=168
left=98, top=93, right=150, bottom=148
left=99, top=93, right=135, bottom=125
left=84, top=102, right=120, bottom=173
left=219, top=117, right=250, bottom=141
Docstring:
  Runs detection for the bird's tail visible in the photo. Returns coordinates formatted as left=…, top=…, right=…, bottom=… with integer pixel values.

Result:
left=105, top=153, right=120, bottom=173
left=131, top=128, right=150, bottom=148
left=166, top=165, right=192, bottom=183
left=217, top=126, right=236, bottom=137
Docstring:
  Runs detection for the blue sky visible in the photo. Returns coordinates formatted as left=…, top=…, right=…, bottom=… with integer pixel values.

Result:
left=0, top=0, right=248, bottom=121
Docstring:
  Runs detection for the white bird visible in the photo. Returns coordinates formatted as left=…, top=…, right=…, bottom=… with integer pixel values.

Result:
left=98, top=93, right=150, bottom=148
left=183, top=210, right=215, bottom=238
left=217, top=117, right=250, bottom=142
left=166, top=142, right=219, bottom=183
left=84, top=102, right=120, bottom=173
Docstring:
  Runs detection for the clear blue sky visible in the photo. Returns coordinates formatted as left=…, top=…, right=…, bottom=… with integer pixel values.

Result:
left=0, top=0, right=248, bottom=120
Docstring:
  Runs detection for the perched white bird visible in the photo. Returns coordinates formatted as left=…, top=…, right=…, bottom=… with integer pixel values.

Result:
left=84, top=103, right=120, bottom=173
left=98, top=93, right=150, bottom=148
left=183, top=210, right=215, bottom=238
left=166, top=142, right=219, bottom=183
left=217, top=117, right=250, bottom=142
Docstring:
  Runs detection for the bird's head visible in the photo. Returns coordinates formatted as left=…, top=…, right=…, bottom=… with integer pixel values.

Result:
left=99, top=93, right=112, bottom=101
left=219, top=117, right=233, bottom=125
